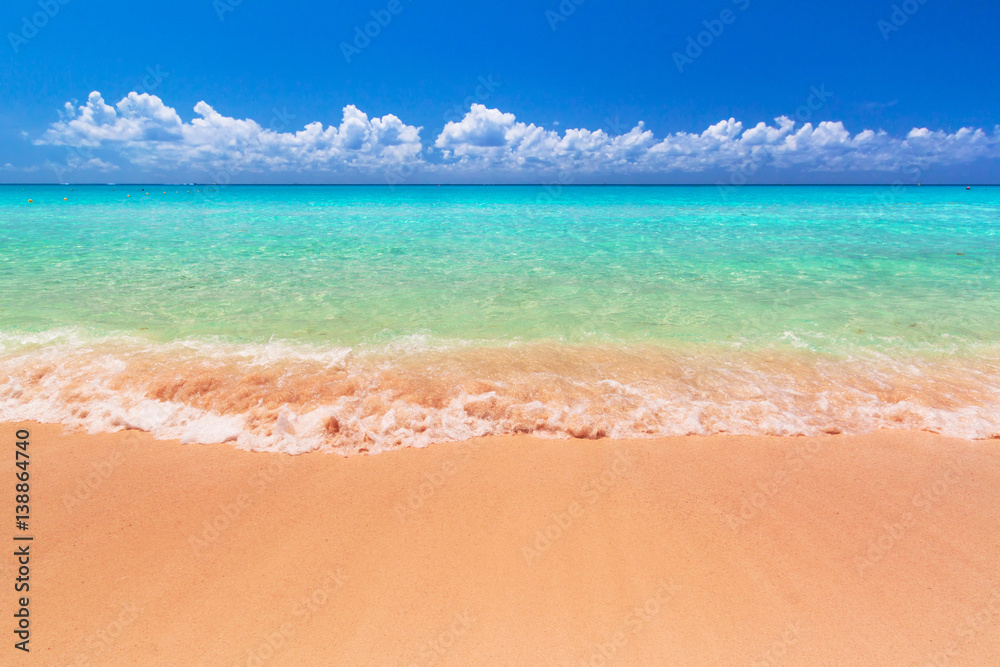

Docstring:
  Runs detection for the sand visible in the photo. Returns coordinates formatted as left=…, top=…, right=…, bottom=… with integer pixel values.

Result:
left=5, top=421, right=1000, bottom=665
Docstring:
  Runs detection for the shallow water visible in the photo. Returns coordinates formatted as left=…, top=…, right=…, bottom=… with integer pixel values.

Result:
left=2, top=185, right=998, bottom=452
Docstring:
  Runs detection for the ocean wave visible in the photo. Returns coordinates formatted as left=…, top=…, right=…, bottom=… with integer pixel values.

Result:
left=2, top=330, right=999, bottom=454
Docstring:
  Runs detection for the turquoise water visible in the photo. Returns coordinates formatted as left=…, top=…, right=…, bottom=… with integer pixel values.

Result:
left=1, top=185, right=999, bottom=452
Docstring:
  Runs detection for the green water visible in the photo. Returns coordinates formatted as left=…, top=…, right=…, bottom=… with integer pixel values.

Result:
left=2, top=185, right=997, bottom=350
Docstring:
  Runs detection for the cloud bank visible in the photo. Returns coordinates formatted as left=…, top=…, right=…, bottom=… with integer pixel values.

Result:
left=40, top=92, right=423, bottom=177
left=35, top=92, right=1000, bottom=182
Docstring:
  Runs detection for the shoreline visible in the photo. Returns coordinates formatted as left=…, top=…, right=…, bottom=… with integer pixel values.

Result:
left=7, top=421, right=1000, bottom=664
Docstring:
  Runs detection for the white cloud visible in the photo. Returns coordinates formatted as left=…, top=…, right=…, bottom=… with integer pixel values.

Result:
left=36, top=93, right=1000, bottom=181
left=2, top=162, right=42, bottom=173
left=39, top=92, right=424, bottom=176
left=436, top=107, right=1000, bottom=176
left=435, top=104, right=658, bottom=171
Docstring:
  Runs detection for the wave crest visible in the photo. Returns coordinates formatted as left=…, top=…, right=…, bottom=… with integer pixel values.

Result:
left=2, top=331, right=999, bottom=454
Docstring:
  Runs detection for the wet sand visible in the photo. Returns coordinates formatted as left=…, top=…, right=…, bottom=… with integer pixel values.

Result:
left=7, top=421, right=1000, bottom=665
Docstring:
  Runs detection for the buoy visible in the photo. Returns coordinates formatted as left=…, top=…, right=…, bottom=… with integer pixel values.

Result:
left=127, top=194, right=130, bottom=197
left=27, top=199, right=32, bottom=203
left=967, top=186, right=971, bottom=190
left=63, top=197, right=68, bottom=201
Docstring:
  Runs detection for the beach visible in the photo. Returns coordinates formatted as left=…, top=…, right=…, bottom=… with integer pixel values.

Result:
left=12, top=420, right=999, bottom=665
left=4, top=0, right=999, bottom=662
left=3, top=185, right=999, bottom=663
left=4, top=186, right=1000, bottom=454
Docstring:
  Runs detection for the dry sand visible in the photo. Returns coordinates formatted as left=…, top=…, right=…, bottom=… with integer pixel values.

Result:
left=5, top=421, right=1000, bottom=665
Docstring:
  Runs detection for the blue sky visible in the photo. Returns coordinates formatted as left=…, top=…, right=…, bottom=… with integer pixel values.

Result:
left=1, top=0, right=998, bottom=183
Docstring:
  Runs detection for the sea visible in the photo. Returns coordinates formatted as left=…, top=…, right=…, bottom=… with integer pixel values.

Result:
left=1, top=184, right=998, bottom=453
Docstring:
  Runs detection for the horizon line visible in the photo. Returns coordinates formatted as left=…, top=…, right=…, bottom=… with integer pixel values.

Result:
left=2, top=183, right=996, bottom=187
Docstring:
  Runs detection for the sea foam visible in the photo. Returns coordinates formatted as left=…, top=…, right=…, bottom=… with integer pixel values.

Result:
left=2, top=329, right=999, bottom=454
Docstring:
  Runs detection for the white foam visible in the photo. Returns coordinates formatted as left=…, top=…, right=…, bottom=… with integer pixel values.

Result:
left=2, top=329, right=1000, bottom=454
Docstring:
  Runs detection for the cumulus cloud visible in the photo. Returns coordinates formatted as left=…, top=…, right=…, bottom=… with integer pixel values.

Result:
left=436, top=105, right=1000, bottom=176
left=39, top=92, right=424, bottom=176
left=36, top=92, right=1000, bottom=181
left=435, top=104, right=658, bottom=171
